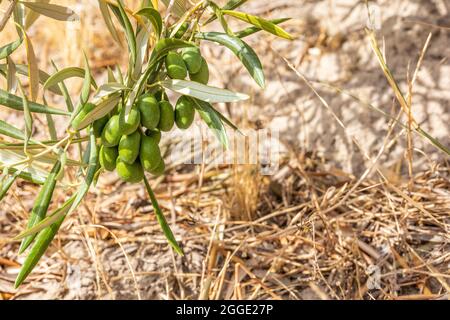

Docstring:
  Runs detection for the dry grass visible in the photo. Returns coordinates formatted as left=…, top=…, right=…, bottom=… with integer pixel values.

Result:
left=0, top=0, right=449, bottom=300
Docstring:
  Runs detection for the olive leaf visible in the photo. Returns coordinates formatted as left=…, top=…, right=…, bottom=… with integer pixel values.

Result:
left=80, top=52, right=92, bottom=106
left=0, top=63, right=63, bottom=95
left=43, top=67, right=98, bottom=92
left=13, top=129, right=98, bottom=244
left=222, top=10, right=294, bottom=40
left=76, top=93, right=122, bottom=130
left=143, top=176, right=183, bottom=255
left=6, top=56, right=17, bottom=93
left=236, top=17, right=291, bottom=38
left=0, top=150, right=49, bottom=184
left=0, top=171, right=20, bottom=202
left=0, top=38, right=23, bottom=60
left=136, top=7, right=162, bottom=38
left=160, top=79, right=249, bottom=103
left=0, top=119, right=26, bottom=140
left=204, top=0, right=248, bottom=24
left=189, top=97, right=229, bottom=148
left=24, top=0, right=50, bottom=29
left=19, top=160, right=62, bottom=254
left=196, top=32, right=265, bottom=88
left=16, top=25, right=39, bottom=101
left=20, top=1, right=79, bottom=21
left=0, top=88, right=69, bottom=115
left=98, top=0, right=121, bottom=45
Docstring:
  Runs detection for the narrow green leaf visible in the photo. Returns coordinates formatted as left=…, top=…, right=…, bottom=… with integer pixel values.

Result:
left=14, top=129, right=98, bottom=240
left=136, top=7, right=162, bottom=38
left=0, top=88, right=69, bottom=115
left=20, top=1, right=79, bottom=21
left=189, top=97, right=229, bottom=148
left=143, top=176, right=183, bottom=256
left=14, top=196, right=74, bottom=288
left=43, top=66, right=97, bottom=92
left=0, top=119, right=26, bottom=140
left=98, top=0, right=121, bottom=45
left=0, top=171, right=20, bottom=201
left=160, top=79, right=249, bottom=103
left=222, top=10, right=293, bottom=40
left=0, top=63, right=63, bottom=95
left=196, top=32, right=265, bottom=88
left=6, top=56, right=17, bottom=93
left=204, top=0, right=248, bottom=24
left=17, top=81, right=33, bottom=152
left=76, top=93, right=121, bottom=130
left=116, top=0, right=136, bottom=67
left=0, top=38, right=23, bottom=60
left=16, top=25, right=39, bottom=101
left=236, top=17, right=291, bottom=38
left=19, top=160, right=61, bottom=253
left=80, top=53, right=92, bottom=105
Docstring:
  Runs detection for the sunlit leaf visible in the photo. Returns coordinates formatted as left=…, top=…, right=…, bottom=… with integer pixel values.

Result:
left=196, top=32, right=265, bottom=88
left=0, top=89, right=68, bottom=115
left=160, top=79, right=249, bottom=103
left=189, top=97, right=229, bottom=148
left=20, top=1, right=79, bottom=21
left=0, top=38, right=23, bottom=60
left=222, top=10, right=293, bottom=40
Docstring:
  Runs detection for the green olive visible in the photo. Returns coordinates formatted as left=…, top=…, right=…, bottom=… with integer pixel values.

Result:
left=189, top=57, right=209, bottom=85
left=119, top=105, right=141, bottom=136
left=166, top=51, right=187, bottom=80
left=101, top=115, right=121, bottom=147
left=158, top=100, right=175, bottom=132
left=118, top=131, right=141, bottom=164
left=175, top=96, right=195, bottom=129
left=145, top=129, right=162, bottom=144
left=99, top=145, right=118, bottom=172
left=138, top=94, right=160, bottom=130
left=93, top=115, right=109, bottom=137
left=182, top=47, right=202, bottom=74
left=149, top=158, right=165, bottom=176
left=140, top=135, right=162, bottom=172
left=116, top=160, right=144, bottom=183
left=71, top=102, right=96, bottom=130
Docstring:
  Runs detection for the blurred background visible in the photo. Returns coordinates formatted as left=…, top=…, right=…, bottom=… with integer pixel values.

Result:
left=0, top=0, right=449, bottom=299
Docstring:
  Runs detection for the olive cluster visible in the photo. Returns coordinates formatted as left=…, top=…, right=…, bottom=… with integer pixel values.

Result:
left=95, top=93, right=196, bottom=183
left=72, top=48, right=209, bottom=184
left=166, top=47, right=209, bottom=84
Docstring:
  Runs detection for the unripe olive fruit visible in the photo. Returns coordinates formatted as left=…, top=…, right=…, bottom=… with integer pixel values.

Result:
left=175, top=96, right=195, bottom=129
left=118, top=131, right=141, bottom=164
left=119, top=106, right=141, bottom=136
left=99, top=145, right=118, bottom=172
left=189, top=58, right=209, bottom=85
left=182, top=47, right=202, bottom=74
left=158, top=100, right=175, bottom=132
left=145, top=129, right=162, bottom=144
left=116, top=160, right=144, bottom=183
left=71, top=102, right=96, bottom=130
left=138, top=94, right=160, bottom=130
left=150, top=158, right=165, bottom=176
left=140, top=135, right=162, bottom=172
left=166, top=52, right=187, bottom=80
left=101, top=115, right=121, bottom=147
left=93, top=115, right=109, bottom=137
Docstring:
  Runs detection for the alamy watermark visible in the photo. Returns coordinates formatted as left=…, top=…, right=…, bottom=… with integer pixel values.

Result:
left=168, top=124, right=281, bottom=175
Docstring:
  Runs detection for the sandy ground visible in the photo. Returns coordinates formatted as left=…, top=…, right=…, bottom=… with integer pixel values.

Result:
left=0, top=0, right=449, bottom=299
